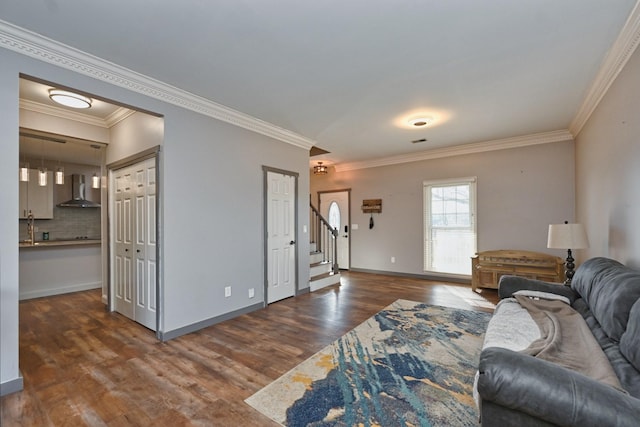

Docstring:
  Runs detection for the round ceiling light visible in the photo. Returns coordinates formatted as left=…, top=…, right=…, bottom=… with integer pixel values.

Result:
left=408, top=117, right=434, bottom=127
left=49, top=89, right=92, bottom=109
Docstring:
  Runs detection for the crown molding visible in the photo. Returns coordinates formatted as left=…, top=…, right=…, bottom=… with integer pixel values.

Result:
left=105, top=107, right=137, bottom=128
left=569, top=0, right=640, bottom=136
left=334, top=129, right=574, bottom=172
left=19, top=98, right=109, bottom=128
left=0, top=20, right=315, bottom=150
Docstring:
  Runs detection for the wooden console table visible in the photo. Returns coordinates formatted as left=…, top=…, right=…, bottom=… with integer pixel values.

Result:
left=471, top=250, right=564, bottom=292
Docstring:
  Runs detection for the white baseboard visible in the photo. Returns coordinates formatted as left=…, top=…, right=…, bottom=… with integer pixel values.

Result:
left=19, top=281, right=102, bottom=300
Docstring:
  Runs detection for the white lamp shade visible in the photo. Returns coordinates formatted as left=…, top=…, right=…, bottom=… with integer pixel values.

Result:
left=547, top=223, right=589, bottom=249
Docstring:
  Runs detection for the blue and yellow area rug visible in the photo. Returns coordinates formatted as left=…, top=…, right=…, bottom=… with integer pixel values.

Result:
left=245, top=299, right=491, bottom=426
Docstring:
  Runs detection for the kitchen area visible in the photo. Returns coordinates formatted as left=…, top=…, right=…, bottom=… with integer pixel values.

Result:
left=18, top=129, right=104, bottom=300
left=16, top=75, right=163, bottom=323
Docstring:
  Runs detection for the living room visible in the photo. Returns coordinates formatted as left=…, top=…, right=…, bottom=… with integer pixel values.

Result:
left=1, top=2, right=639, bottom=423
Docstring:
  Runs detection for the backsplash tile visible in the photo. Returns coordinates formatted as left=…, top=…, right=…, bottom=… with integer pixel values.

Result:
left=19, top=207, right=101, bottom=241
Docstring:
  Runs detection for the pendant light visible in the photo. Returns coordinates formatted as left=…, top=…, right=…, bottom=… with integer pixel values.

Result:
left=55, top=160, right=64, bottom=185
left=38, top=141, right=47, bottom=187
left=91, top=145, right=101, bottom=189
left=313, top=161, right=328, bottom=175
left=19, top=154, right=29, bottom=182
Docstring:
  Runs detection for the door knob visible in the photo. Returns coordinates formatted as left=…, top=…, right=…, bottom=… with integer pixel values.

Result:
left=289, top=240, right=296, bottom=245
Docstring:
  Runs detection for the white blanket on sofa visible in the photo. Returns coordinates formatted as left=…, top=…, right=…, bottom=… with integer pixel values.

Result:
left=482, top=297, right=540, bottom=351
left=473, top=296, right=541, bottom=408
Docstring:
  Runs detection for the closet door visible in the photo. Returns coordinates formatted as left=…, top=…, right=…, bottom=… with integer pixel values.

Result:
left=113, top=168, right=134, bottom=319
left=133, top=158, right=157, bottom=330
left=111, top=157, right=157, bottom=331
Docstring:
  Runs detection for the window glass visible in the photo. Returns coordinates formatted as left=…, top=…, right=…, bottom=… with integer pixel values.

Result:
left=328, top=201, right=340, bottom=231
left=424, top=178, right=477, bottom=275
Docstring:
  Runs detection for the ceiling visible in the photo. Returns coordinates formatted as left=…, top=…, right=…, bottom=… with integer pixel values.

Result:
left=3, top=1, right=638, bottom=168
left=19, top=78, right=131, bottom=165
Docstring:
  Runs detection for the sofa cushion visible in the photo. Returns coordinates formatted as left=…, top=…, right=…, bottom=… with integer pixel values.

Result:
left=572, top=257, right=640, bottom=341
left=620, top=299, right=640, bottom=373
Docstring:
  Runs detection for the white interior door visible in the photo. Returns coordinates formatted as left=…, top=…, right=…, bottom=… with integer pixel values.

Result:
left=113, top=168, right=134, bottom=319
left=111, top=157, right=157, bottom=330
left=320, top=191, right=350, bottom=269
left=133, top=159, right=157, bottom=330
left=266, top=171, right=296, bottom=304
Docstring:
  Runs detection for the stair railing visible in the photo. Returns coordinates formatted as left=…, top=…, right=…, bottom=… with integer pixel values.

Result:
left=310, top=203, right=339, bottom=274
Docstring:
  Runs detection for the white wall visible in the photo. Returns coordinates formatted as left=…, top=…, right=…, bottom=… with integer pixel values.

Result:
left=0, top=54, right=21, bottom=395
left=311, top=141, right=575, bottom=276
left=20, top=108, right=110, bottom=143
left=576, top=45, right=640, bottom=268
left=108, top=111, right=164, bottom=164
left=19, top=244, right=101, bottom=300
left=0, top=48, right=311, bottom=392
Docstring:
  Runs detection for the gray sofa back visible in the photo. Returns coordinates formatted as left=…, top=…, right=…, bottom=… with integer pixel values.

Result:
left=571, top=257, right=640, bottom=397
left=571, top=257, right=640, bottom=342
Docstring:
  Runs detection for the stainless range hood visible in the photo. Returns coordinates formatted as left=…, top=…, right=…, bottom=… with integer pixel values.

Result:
left=58, top=174, right=101, bottom=208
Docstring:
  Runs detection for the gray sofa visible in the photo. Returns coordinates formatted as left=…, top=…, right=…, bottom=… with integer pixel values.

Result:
left=477, top=257, right=640, bottom=426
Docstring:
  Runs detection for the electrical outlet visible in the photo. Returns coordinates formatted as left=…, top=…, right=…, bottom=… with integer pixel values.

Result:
left=248, top=288, right=255, bottom=298
left=224, top=286, right=231, bottom=297
left=391, top=256, right=396, bottom=263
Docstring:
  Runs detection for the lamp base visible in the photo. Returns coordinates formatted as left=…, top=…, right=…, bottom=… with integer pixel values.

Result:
left=563, top=248, right=575, bottom=286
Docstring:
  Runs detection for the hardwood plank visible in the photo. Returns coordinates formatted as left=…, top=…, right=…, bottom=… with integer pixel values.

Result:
left=1, top=271, right=498, bottom=426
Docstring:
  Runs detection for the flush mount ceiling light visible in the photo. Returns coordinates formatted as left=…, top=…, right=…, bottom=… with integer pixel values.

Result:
left=49, top=89, right=92, bottom=109
left=313, top=161, right=328, bottom=175
left=408, top=117, right=434, bottom=127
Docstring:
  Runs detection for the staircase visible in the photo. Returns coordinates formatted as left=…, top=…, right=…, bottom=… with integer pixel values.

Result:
left=309, top=203, right=341, bottom=291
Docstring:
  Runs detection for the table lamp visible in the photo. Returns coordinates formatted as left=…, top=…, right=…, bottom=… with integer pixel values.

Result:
left=547, top=221, right=589, bottom=285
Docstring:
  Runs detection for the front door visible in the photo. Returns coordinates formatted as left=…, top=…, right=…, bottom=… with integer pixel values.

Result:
left=266, top=170, right=297, bottom=304
left=320, top=190, right=350, bottom=269
left=111, top=157, right=157, bottom=330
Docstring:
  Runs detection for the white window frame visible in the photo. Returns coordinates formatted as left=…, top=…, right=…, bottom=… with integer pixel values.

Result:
left=423, top=177, right=477, bottom=277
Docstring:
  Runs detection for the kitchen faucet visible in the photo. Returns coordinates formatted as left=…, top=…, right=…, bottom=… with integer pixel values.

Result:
left=26, top=210, right=35, bottom=245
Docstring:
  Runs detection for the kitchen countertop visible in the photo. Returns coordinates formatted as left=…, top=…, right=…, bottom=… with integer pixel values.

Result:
left=19, top=239, right=101, bottom=248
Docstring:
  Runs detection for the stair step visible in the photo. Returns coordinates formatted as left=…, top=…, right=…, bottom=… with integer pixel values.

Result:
left=310, top=271, right=341, bottom=292
left=309, top=251, right=324, bottom=264
left=310, top=262, right=334, bottom=278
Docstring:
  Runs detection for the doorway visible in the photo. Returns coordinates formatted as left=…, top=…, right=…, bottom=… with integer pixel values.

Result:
left=264, top=167, right=298, bottom=304
left=319, top=190, right=350, bottom=270
left=109, top=155, right=158, bottom=331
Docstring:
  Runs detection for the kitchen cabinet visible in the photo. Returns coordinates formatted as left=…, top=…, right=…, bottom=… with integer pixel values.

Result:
left=19, top=169, right=54, bottom=219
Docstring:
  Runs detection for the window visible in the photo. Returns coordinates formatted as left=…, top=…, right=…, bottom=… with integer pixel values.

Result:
left=328, top=201, right=340, bottom=231
left=424, top=177, right=477, bottom=275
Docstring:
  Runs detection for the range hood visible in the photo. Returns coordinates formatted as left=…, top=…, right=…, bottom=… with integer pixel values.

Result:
left=58, top=174, right=101, bottom=208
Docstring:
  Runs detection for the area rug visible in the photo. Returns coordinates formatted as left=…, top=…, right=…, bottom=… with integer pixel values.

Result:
left=245, top=299, right=491, bottom=426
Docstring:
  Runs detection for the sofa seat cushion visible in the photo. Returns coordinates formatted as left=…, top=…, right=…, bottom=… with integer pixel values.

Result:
left=572, top=257, right=640, bottom=341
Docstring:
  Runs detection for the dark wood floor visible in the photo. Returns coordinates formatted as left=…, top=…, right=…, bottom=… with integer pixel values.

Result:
left=1, top=271, right=499, bottom=426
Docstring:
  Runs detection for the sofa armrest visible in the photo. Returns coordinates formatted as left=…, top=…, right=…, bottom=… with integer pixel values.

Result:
left=478, top=347, right=640, bottom=427
left=498, top=275, right=579, bottom=303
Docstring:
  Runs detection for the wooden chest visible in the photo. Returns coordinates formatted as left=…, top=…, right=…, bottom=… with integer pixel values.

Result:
left=471, top=250, right=564, bottom=292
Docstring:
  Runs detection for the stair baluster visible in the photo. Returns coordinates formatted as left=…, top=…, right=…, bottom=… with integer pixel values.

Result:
left=310, top=203, right=339, bottom=275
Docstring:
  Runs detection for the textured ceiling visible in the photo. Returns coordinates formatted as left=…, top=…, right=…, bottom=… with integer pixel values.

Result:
left=2, top=0, right=637, bottom=167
